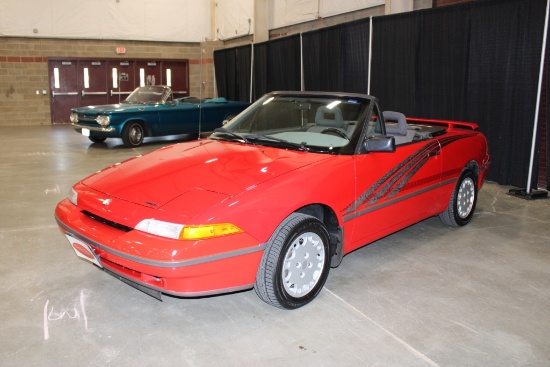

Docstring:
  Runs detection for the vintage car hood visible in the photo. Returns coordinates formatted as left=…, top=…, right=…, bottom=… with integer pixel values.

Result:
left=72, top=103, right=152, bottom=115
left=81, top=140, right=330, bottom=209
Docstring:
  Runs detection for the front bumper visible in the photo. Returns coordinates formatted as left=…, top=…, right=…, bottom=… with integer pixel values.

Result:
left=55, top=199, right=265, bottom=299
left=72, top=123, right=116, bottom=133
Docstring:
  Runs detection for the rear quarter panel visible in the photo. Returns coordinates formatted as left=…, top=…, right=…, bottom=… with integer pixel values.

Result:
left=435, top=130, right=490, bottom=214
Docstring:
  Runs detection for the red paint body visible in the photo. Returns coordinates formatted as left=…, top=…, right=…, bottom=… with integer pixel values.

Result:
left=55, top=92, right=490, bottom=299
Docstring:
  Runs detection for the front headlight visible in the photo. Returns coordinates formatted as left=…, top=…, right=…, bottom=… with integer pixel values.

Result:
left=135, top=219, right=243, bottom=240
left=95, top=115, right=110, bottom=127
left=68, top=187, right=78, bottom=206
left=70, top=113, right=79, bottom=123
left=135, top=219, right=183, bottom=239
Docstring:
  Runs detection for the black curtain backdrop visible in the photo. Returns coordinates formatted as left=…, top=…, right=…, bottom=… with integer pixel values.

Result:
left=302, top=20, right=371, bottom=93
left=340, top=20, right=371, bottom=94
left=464, top=0, right=545, bottom=188
left=547, top=26, right=550, bottom=190
left=213, top=48, right=236, bottom=101
left=303, top=25, right=343, bottom=91
left=370, top=12, right=420, bottom=115
left=235, top=44, right=252, bottom=102
left=252, top=42, right=268, bottom=100
left=253, top=35, right=301, bottom=99
left=214, top=45, right=251, bottom=101
left=213, top=0, right=547, bottom=188
left=416, top=6, right=470, bottom=119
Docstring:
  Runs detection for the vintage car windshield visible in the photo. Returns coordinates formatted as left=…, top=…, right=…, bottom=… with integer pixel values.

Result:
left=124, top=86, right=171, bottom=104
left=210, top=93, right=370, bottom=153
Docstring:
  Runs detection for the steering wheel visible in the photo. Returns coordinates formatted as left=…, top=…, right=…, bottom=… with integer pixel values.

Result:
left=320, top=128, right=349, bottom=140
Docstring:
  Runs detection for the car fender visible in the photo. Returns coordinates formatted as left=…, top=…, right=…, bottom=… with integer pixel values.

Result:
left=192, top=155, right=355, bottom=247
left=119, top=118, right=151, bottom=137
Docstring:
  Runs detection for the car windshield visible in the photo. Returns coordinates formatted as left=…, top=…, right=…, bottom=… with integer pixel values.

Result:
left=124, top=86, right=171, bottom=104
left=210, top=93, right=371, bottom=153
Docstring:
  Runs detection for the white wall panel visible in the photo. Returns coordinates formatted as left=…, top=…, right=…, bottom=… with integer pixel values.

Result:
left=0, top=0, right=384, bottom=42
left=269, top=0, right=318, bottom=29
left=270, top=0, right=384, bottom=29
left=214, top=0, right=254, bottom=41
left=0, top=0, right=210, bottom=42
left=320, top=0, right=384, bottom=18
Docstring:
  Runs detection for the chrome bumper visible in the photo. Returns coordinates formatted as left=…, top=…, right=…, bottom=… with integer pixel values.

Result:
left=72, top=123, right=115, bottom=133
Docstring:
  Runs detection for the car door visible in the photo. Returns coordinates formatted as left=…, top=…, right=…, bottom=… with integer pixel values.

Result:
left=343, top=105, right=442, bottom=253
left=199, top=102, right=236, bottom=132
left=156, top=100, right=201, bottom=136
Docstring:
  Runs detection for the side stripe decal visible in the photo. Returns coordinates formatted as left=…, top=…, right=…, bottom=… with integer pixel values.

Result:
left=343, top=178, right=456, bottom=222
left=344, top=141, right=439, bottom=215
left=343, top=134, right=470, bottom=219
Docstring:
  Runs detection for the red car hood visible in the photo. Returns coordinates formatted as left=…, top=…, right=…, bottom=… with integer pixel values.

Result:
left=82, top=140, right=330, bottom=208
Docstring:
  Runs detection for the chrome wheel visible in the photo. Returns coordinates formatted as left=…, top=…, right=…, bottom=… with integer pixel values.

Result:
left=122, top=122, right=145, bottom=147
left=439, top=169, right=477, bottom=227
left=281, top=231, right=326, bottom=297
left=129, top=125, right=143, bottom=145
left=457, top=177, right=475, bottom=218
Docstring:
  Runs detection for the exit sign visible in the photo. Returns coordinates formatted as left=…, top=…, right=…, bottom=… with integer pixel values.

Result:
left=116, top=47, right=126, bottom=55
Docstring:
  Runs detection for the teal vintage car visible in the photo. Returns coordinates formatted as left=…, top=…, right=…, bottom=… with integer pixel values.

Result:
left=70, top=85, right=250, bottom=147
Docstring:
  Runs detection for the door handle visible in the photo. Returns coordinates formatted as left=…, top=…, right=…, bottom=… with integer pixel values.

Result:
left=52, top=91, right=78, bottom=97
left=82, top=90, right=107, bottom=96
left=110, top=90, right=131, bottom=96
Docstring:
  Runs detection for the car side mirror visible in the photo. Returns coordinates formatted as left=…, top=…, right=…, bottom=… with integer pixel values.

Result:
left=362, top=136, right=395, bottom=153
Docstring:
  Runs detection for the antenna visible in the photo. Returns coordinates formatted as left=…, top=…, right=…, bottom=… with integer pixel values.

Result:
left=198, top=48, right=205, bottom=140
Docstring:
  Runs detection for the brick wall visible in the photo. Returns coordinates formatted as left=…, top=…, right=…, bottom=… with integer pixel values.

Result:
left=0, top=37, right=222, bottom=126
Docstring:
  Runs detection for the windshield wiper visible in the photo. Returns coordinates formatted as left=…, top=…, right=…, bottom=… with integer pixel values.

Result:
left=212, top=128, right=250, bottom=143
left=246, top=134, right=308, bottom=151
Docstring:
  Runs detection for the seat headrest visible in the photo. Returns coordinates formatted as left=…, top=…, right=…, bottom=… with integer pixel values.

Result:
left=315, top=106, right=344, bottom=128
left=383, top=111, right=408, bottom=136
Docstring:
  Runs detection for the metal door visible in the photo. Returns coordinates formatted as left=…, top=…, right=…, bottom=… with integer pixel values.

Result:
left=162, top=61, right=189, bottom=99
left=109, top=60, right=136, bottom=104
left=79, top=60, right=108, bottom=107
left=49, top=60, right=78, bottom=123
left=136, top=61, right=162, bottom=88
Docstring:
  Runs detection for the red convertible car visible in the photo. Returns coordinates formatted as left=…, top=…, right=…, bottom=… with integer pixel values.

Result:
left=55, top=91, right=490, bottom=309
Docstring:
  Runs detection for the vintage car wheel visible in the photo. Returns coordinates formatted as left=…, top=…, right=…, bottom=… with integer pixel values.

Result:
left=439, top=170, right=477, bottom=227
left=88, top=136, right=106, bottom=143
left=122, top=122, right=145, bottom=147
left=254, top=213, right=331, bottom=309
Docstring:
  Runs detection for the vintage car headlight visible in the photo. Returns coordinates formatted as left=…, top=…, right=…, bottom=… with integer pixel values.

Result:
left=70, top=113, right=79, bottom=123
left=135, top=219, right=243, bottom=240
left=68, top=187, right=78, bottom=206
left=95, top=115, right=110, bottom=127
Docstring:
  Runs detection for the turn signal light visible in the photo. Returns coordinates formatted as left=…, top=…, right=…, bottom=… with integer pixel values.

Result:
left=180, top=223, right=243, bottom=240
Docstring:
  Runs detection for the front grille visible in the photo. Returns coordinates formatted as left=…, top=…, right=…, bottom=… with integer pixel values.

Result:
left=82, top=210, right=133, bottom=232
left=78, top=115, right=98, bottom=123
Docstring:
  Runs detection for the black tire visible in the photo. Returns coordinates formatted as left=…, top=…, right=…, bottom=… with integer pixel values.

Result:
left=88, top=136, right=106, bottom=143
left=439, top=170, right=477, bottom=227
left=121, top=122, right=145, bottom=147
left=254, top=213, right=331, bottom=309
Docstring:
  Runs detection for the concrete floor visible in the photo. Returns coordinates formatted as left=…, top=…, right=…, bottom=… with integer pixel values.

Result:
left=1, top=124, right=550, bottom=367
